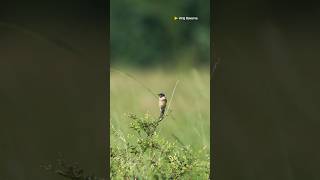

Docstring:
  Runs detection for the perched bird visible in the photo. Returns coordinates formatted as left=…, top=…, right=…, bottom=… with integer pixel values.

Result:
left=158, top=93, right=167, bottom=119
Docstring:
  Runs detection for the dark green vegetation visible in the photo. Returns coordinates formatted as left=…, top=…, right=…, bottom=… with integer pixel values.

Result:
left=42, top=158, right=104, bottom=180
left=111, top=0, right=210, bottom=67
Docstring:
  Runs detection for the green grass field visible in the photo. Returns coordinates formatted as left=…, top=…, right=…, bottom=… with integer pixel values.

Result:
left=110, top=67, right=210, bottom=178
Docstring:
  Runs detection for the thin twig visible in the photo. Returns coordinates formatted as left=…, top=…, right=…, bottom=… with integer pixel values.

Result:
left=171, top=133, right=185, bottom=146
left=111, top=68, right=158, bottom=99
left=158, top=80, right=179, bottom=122
left=166, top=80, right=179, bottom=116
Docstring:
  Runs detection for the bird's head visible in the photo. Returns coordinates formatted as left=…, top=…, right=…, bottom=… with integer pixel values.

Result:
left=158, top=93, right=166, bottom=98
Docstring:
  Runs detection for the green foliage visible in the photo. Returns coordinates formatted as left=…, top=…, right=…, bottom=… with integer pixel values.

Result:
left=111, top=113, right=209, bottom=179
left=111, top=0, right=210, bottom=67
left=42, top=158, right=105, bottom=180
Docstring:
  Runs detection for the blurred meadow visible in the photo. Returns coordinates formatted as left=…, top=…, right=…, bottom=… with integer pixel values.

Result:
left=110, top=67, right=210, bottom=150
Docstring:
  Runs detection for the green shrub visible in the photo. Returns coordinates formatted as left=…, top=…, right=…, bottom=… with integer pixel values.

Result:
left=111, top=113, right=209, bottom=179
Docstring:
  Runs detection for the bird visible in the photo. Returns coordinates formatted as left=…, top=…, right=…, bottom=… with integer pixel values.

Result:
left=158, top=93, right=167, bottom=119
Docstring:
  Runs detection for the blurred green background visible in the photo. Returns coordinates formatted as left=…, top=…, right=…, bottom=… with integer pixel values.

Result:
left=110, top=0, right=210, bottom=68
left=110, top=0, right=211, bottom=159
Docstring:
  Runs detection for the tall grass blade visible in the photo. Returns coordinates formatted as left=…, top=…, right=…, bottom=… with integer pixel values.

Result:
left=110, top=68, right=158, bottom=99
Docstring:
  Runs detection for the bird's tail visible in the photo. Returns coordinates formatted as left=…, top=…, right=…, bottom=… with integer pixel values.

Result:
left=159, top=108, right=165, bottom=119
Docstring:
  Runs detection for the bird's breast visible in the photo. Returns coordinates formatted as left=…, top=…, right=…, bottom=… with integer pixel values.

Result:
left=159, top=99, right=167, bottom=108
